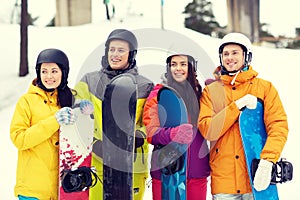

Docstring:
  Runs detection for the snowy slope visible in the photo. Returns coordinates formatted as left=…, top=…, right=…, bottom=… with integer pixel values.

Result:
left=1, top=1, right=299, bottom=199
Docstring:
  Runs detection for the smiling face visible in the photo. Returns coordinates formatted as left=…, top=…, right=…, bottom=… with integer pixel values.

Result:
left=169, top=55, right=189, bottom=83
left=107, top=39, right=130, bottom=70
left=221, top=44, right=245, bottom=72
left=40, top=63, right=62, bottom=89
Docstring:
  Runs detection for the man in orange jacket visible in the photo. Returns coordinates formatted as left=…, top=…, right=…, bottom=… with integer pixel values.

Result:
left=198, top=32, right=288, bottom=199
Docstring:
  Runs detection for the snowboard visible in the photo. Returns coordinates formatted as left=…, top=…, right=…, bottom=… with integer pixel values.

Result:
left=239, top=100, right=279, bottom=200
left=102, top=74, right=137, bottom=200
left=59, top=101, right=95, bottom=200
left=157, top=86, right=188, bottom=200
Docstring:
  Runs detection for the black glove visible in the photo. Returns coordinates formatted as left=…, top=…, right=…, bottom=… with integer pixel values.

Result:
left=92, top=138, right=102, bottom=159
left=134, top=130, right=146, bottom=163
left=135, top=130, right=145, bottom=148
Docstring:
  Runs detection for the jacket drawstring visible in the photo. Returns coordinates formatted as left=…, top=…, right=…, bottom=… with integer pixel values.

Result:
left=230, top=70, right=241, bottom=85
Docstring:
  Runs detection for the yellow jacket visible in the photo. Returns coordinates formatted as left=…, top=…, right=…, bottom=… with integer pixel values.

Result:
left=198, top=66, right=288, bottom=195
left=10, top=80, right=60, bottom=200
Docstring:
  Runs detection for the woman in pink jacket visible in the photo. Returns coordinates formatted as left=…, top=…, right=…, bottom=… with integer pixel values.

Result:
left=143, top=53, right=210, bottom=200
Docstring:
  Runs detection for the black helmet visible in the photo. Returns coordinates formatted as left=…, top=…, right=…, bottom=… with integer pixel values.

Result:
left=35, top=48, right=69, bottom=90
left=105, top=29, right=138, bottom=51
left=102, top=29, right=138, bottom=68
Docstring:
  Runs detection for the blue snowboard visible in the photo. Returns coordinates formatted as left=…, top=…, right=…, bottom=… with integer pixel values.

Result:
left=239, top=100, right=279, bottom=200
left=157, top=86, right=188, bottom=200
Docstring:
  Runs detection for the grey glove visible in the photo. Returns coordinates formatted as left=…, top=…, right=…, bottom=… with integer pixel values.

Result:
left=55, top=107, right=77, bottom=125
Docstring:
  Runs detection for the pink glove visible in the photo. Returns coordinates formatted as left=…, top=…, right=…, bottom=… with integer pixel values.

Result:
left=170, top=123, right=193, bottom=144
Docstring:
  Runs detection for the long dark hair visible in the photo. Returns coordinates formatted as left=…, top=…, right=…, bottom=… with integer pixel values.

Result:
left=167, top=57, right=202, bottom=125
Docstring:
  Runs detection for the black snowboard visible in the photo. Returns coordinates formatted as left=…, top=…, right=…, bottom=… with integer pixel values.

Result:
left=102, top=73, right=137, bottom=200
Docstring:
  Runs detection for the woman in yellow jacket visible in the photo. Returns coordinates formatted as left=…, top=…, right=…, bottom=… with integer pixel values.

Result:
left=198, top=33, right=288, bottom=199
left=10, top=49, right=76, bottom=200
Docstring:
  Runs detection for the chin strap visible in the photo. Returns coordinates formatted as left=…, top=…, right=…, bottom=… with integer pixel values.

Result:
left=230, top=70, right=241, bottom=85
left=220, top=64, right=249, bottom=85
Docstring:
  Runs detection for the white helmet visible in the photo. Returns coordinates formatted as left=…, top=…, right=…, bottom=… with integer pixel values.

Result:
left=219, top=32, right=253, bottom=68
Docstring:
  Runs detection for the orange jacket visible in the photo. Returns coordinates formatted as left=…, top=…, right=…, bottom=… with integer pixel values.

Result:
left=198, top=66, right=288, bottom=195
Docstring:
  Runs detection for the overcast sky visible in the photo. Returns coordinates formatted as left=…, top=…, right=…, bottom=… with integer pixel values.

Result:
left=1, top=0, right=299, bottom=37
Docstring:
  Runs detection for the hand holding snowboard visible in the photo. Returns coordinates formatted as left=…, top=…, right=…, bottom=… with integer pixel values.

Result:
left=56, top=100, right=94, bottom=126
left=253, top=159, right=273, bottom=191
left=170, top=123, right=193, bottom=144
left=56, top=107, right=77, bottom=125
left=79, top=99, right=94, bottom=115
left=236, top=94, right=257, bottom=110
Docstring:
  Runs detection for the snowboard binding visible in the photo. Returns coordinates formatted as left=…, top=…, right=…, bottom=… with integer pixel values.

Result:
left=61, top=166, right=100, bottom=193
left=157, top=144, right=185, bottom=175
left=161, top=154, right=185, bottom=175
left=251, top=158, right=293, bottom=184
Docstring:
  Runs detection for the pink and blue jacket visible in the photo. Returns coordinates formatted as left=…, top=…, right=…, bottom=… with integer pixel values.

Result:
left=143, top=84, right=210, bottom=180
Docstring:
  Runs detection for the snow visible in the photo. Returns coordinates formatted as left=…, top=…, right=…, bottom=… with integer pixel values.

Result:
left=1, top=0, right=299, bottom=199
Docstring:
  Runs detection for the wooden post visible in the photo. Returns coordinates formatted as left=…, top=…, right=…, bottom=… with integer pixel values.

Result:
left=19, top=0, right=28, bottom=77
left=226, top=0, right=259, bottom=43
left=55, top=0, right=92, bottom=26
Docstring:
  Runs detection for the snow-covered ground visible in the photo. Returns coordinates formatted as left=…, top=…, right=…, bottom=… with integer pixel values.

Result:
left=1, top=0, right=299, bottom=199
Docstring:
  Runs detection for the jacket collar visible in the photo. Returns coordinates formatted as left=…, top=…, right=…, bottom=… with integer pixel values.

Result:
left=102, top=64, right=138, bottom=79
left=214, top=65, right=258, bottom=86
left=29, top=79, right=58, bottom=104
